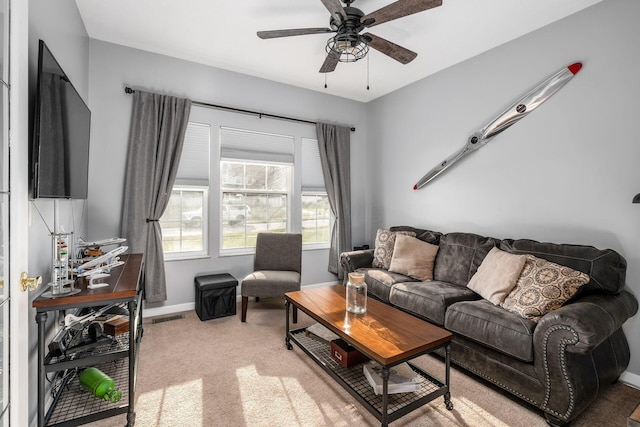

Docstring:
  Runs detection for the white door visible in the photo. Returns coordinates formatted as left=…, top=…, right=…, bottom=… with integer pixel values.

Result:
left=0, top=0, right=9, bottom=423
left=5, top=0, right=31, bottom=424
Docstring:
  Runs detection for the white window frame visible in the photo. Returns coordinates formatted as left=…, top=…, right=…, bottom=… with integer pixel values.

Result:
left=219, top=159, right=292, bottom=255
left=301, top=190, right=331, bottom=250
left=161, top=119, right=210, bottom=260
left=301, top=137, right=331, bottom=249
left=161, top=186, right=209, bottom=261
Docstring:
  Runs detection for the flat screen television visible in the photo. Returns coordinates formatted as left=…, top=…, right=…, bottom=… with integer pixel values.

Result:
left=31, top=39, right=91, bottom=199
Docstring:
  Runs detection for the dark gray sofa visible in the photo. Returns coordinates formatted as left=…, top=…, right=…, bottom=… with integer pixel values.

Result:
left=339, top=226, right=638, bottom=425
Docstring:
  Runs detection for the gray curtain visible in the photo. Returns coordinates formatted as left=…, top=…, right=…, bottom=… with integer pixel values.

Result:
left=121, top=90, right=192, bottom=302
left=316, top=122, right=352, bottom=279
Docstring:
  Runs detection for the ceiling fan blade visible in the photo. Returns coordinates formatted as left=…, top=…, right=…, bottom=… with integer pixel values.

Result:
left=319, top=54, right=339, bottom=73
left=363, top=0, right=442, bottom=27
left=363, top=32, right=417, bottom=64
left=257, top=28, right=333, bottom=39
left=321, top=0, right=347, bottom=20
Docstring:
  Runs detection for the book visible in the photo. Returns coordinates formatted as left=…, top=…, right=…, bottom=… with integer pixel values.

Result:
left=362, top=361, right=423, bottom=395
left=305, top=322, right=339, bottom=343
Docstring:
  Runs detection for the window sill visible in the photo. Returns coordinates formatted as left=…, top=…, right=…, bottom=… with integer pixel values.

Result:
left=303, top=244, right=330, bottom=251
left=219, top=249, right=254, bottom=257
left=164, top=253, right=210, bottom=262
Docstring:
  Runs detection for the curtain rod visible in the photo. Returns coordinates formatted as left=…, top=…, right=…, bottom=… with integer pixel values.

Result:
left=124, top=87, right=355, bottom=132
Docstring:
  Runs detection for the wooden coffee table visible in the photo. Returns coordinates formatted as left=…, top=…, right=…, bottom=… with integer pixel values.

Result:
left=285, top=285, right=453, bottom=427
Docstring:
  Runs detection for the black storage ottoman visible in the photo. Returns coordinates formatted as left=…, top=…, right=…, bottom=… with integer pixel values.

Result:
left=194, top=273, right=238, bottom=321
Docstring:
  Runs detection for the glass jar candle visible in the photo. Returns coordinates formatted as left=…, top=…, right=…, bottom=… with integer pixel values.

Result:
left=346, top=272, right=367, bottom=314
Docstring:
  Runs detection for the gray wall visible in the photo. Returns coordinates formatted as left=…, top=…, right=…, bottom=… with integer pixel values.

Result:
left=28, top=0, right=90, bottom=279
left=28, top=0, right=90, bottom=422
left=367, top=0, right=640, bottom=377
left=87, top=40, right=369, bottom=310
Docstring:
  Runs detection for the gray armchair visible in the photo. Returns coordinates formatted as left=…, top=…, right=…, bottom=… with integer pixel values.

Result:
left=241, top=233, right=302, bottom=323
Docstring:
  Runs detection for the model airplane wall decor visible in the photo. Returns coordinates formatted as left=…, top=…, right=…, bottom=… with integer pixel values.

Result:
left=413, top=62, right=583, bottom=190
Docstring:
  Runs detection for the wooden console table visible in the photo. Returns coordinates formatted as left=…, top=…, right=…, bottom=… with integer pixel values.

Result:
left=33, top=253, right=143, bottom=427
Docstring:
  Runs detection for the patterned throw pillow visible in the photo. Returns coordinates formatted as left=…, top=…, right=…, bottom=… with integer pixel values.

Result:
left=372, top=229, right=415, bottom=270
left=501, top=255, right=590, bottom=322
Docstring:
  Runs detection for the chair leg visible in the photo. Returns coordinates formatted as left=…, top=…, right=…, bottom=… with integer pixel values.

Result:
left=293, top=306, right=298, bottom=324
left=241, top=296, right=248, bottom=322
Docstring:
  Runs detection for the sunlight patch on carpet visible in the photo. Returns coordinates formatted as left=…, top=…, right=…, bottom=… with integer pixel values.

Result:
left=237, top=364, right=339, bottom=426
left=137, top=379, right=203, bottom=426
left=321, top=401, right=365, bottom=426
left=447, top=396, right=512, bottom=427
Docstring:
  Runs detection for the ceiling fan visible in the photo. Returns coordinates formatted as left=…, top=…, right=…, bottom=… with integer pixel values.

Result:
left=257, top=0, right=443, bottom=73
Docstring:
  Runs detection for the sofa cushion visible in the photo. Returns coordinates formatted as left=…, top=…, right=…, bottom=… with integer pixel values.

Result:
left=501, top=255, right=590, bottom=322
left=390, top=226, right=442, bottom=245
left=445, top=299, right=537, bottom=362
left=467, top=247, right=527, bottom=305
left=389, top=235, right=439, bottom=281
left=389, top=281, right=480, bottom=326
left=354, top=268, right=418, bottom=303
left=500, top=238, right=626, bottom=295
left=433, top=232, right=497, bottom=286
left=372, top=229, right=416, bottom=269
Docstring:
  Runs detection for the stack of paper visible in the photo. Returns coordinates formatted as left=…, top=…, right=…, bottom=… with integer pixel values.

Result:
left=305, top=322, right=339, bottom=343
left=363, top=361, right=423, bottom=395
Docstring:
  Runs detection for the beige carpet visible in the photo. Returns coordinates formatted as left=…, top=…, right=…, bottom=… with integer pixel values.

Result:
left=88, top=298, right=640, bottom=427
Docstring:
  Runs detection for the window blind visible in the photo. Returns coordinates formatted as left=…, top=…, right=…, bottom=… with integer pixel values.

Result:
left=301, top=138, right=326, bottom=192
left=220, top=127, right=294, bottom=164
left=175, top=122, right=210, bottom=186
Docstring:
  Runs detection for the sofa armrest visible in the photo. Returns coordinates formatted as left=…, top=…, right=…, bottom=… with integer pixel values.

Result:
left=339, top=249, right=374, bottom=284
left=531, top=289, right=637, bottom=422
left=534, top=289, right=638, bottom=355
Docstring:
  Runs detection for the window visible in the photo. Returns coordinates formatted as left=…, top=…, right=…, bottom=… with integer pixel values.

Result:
left=301, top=138, right=331, bottom=247
left=160, top=122, right=210, bottom=258
left=302, top=193, right=331, bottom=245
left=160, top=187, right=208, bottom=255
left=220, top=128, right=293, bottom=252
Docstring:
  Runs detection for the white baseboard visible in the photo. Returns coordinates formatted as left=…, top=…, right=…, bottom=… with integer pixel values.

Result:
left=143, top=302, right=195, bottom=319
left=301, top=281, right=340, bottom=289
left=620, top=370, right=640, bottom=390
left=143, top=282, right=339, bottom=319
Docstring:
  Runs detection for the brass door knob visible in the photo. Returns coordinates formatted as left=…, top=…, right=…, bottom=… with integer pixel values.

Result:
left=20, top=272, right=42, bottom=292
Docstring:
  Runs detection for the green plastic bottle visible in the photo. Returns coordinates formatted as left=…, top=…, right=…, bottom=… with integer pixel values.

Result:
left=79, top=367, right=123, bottom=403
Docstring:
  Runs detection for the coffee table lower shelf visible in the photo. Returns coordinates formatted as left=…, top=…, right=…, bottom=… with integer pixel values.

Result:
left=288, top=328, right=451, bottom=426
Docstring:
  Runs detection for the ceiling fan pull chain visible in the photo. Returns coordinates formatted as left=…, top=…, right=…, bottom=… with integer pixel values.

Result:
left=367, top=54, right=370, bottom=90
left=324, top=72, right=328, bottom=89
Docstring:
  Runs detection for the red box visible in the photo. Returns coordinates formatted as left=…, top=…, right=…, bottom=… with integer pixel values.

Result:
left=330, top=339, right=370, bottom=368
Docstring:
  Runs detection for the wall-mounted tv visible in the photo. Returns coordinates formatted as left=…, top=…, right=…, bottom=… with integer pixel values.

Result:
left=31, top=39, right=91, bottom=199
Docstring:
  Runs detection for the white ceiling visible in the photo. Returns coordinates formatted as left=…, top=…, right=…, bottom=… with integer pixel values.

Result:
left=75, top=0, right=602, bottom=103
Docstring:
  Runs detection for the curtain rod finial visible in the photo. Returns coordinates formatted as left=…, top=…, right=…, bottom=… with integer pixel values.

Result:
left=124, top=87, right=135, bottom=94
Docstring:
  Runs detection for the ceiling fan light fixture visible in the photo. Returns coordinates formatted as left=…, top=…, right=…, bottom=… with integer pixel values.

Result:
left=326, top=33, right=369, bottom=63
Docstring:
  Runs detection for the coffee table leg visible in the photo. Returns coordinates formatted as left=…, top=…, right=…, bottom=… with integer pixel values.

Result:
left=444, top=343, right=453, bottom=410
left=381, top=366, right=389, bottom=427
left=285, top=299, right=293, bottom=350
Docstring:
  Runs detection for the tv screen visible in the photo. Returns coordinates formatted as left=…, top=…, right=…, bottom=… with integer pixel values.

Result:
left=32, top=40, right=91, bottom=199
